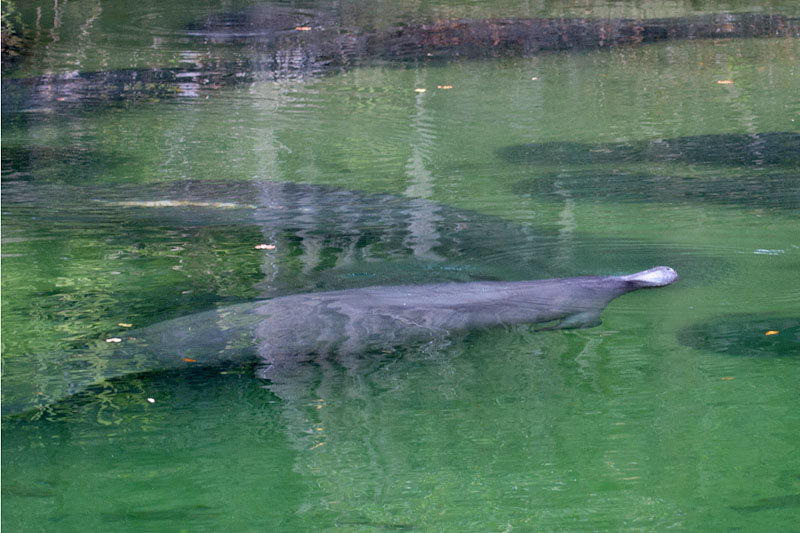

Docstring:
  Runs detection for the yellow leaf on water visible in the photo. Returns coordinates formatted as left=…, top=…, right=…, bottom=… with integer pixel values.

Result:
left=765, top=330, right=779, bottom=335
left=118, top=323, right=133, bottom=328
left=717, top=80, right=734, bottom=85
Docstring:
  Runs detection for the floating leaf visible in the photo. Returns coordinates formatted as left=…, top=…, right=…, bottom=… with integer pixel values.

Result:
left=105, top=337, right=123, bottom=343
left=765, top=330, right=779, bottom=335
left=183, top=358, right=197, bottom=363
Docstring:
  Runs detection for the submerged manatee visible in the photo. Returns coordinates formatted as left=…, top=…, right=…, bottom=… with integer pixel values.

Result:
left=2, top=267, right=677, bottom=415
left=500, top=132, right=800, bottom=168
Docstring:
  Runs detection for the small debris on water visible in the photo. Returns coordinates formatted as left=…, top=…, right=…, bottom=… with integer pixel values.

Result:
left=118, top=323, right=133, bottom=328
left=106, top=337, right=123, bottom=343
left=147, top=398, right=156, bottom=404
left=183, top=358, right=197, bottom=363
left=717, top=80, right=734, bottom=84
left=765, top=330, right=779, bottom=336
left=254, top=244, right=276, bottom=250
left=437, top=85, right=453, bottom=89
left=295, top=26, right=311, bottom=31
left=721, top=377, right=735, bottom=380
left=414, top=88, right=426, bottom=93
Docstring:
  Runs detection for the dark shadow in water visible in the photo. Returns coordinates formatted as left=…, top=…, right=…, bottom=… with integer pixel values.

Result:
left=677, top=315, right=800, bottom=357
left=500, top=132, right=800, bottom=168
left=730, top=494, right=800, bottom=513
left=1, top=144, right=130, bottom=182
left=511, top=170, right=800, bottom=211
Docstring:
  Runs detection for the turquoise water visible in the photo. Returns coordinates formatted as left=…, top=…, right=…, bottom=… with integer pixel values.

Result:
left=2, top=1, right=799, bottom=531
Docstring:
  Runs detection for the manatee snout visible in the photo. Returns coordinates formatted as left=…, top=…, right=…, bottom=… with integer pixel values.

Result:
left=621, top=266, right=679, bottom=287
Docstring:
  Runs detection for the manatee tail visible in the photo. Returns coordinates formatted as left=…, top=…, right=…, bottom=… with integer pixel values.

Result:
left=0, top=344, right=155, bottom=417
left=619, top=266, right=679, bottom=287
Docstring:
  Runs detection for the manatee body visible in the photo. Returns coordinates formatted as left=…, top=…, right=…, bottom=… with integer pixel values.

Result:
left=144, top=266, right=679, bottom=366
left=4, top=267, right=677, bottom=415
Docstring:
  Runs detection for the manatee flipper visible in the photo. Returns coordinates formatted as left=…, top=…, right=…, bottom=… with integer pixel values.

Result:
left=558, top=310, right=603, bottom=329
left=535, top=310, right=602, bottom=331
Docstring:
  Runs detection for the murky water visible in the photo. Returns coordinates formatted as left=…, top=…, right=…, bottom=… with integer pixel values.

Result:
left=2, top=1, right=799, bottom=531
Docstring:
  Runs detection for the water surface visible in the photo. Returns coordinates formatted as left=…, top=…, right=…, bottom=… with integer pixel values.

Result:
left=2, top=0, right=799, bottom=531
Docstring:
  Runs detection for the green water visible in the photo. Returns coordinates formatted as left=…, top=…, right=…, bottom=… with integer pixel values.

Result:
left=2, top=1, right=799, bottom=531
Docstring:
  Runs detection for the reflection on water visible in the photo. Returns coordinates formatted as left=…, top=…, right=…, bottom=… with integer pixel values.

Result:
left=4, top=10, right=799, bottom=113
left=3, top=0, right=800, bottom=531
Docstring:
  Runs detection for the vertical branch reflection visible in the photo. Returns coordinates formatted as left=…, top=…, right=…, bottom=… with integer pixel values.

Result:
left=403, top=66, right=444, bottom=262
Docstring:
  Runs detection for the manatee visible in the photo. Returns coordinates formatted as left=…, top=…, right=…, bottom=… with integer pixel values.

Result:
left=510, top=170, right=800, bottom=211
left=499, top=132, right=800, bottom=168
left=2, top=266, right=677, bottom=415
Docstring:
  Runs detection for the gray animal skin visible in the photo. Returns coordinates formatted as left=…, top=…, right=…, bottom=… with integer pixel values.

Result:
left=125, top=266, right=678, bottom=371
left=251, top=266, right=679, bottom=360
left=4, top=267, right=677, bottom=415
